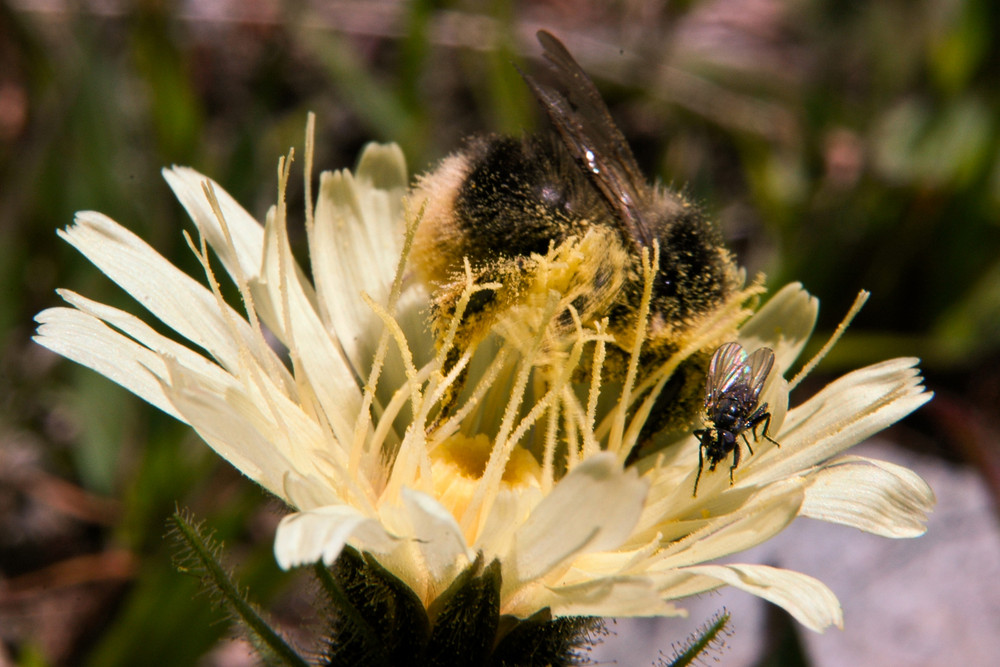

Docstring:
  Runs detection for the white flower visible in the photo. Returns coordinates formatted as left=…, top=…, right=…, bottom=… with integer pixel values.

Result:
left=35, top=130, right=933, bottom=633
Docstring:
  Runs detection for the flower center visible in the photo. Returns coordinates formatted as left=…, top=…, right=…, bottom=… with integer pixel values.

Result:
left=430, top=434, right=542, bottom=516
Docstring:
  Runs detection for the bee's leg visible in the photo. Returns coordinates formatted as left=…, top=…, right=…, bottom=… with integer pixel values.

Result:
left=742, top=433, right=754, bottom=457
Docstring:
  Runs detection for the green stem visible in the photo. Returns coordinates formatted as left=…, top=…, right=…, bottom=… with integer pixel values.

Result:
left=667, top=610, right=731, bottom=667
left=170, top=512, right=309, bottom=667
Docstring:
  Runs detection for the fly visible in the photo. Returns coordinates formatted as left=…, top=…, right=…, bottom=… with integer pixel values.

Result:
left=693, top=342, right=779, bottom=496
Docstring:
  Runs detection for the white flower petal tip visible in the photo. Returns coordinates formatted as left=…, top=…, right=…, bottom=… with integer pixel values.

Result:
left=738, top=282, right=819, bottom=368
left=756, top=357, right=932, bottom=484
left=310, top=143, right=416, bottom=378
left=353, top=142, right=408, bottom=190
left=679, top=564, right=843, bottom=633
left=33, top=300, right=184, bottom=421
left=273, top=506, right=396, bottom=570
left=803, top=456, right=936, bottom=537
left=160, top=166, right=265, bottom=281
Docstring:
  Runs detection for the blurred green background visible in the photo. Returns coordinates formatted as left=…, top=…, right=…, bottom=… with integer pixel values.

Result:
left=2, top=0, right=999, bottom=664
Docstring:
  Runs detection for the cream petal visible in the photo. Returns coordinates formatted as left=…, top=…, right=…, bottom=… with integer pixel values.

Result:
left=569, top=534, right=662, bottom=575
left=252, top=205, right=321, bottom=341
left=35, top=295, right=345, bottom=504
left=675, top=564, right=843, bottom=632
left=257, top=209, right=364, bottom=447
left=159, top=356, right=299, bottom=499
left=274, top=505, right=397, bottom=569
left=34, top=305, right=184, bottom=420
left=749, top=358, right=931, bottom=483
left=509, top=454, right=647, bottom=583
left=353, top=145, right=431, bottom=364
left=159, top=352, right=365, bottom=508
left=525, top=576, right=681, bottom=618
left=473, top=487, right=537, bottom=563
left=647, top=569, right=724, bottom=600
left=801, top=455, right=935, bottom=537
left=162, top=166, right=265, bottom=283
left=311, top=144, right=408, bottom=373
left=355, top=142, right=408, bottom=192
left=401, top=488, right=473, bottom=583
left=282, top=471, right=344, bottom=512
left=764, top=376, right=791, bottom=434
left=738, top=282, right=818, bottom=373
left=60, top=212, right=280, bottom=379
left=654, top=481, right=804, bottom=569
left=56, top=289, right=236, bottom=386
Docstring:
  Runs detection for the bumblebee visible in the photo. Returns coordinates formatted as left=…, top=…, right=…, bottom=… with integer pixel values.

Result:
left=411, top=31, right=742, bottom=442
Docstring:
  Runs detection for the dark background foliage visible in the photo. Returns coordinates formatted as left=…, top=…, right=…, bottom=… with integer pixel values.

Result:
left=2, top=0, right=998, bottom=664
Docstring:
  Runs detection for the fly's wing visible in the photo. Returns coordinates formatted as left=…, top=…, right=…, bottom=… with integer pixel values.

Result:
left=520, top=30, right=654, bottom=250
left=745, top=347, right=775, bottom=402
left=705, top=342, right=749, bottom=406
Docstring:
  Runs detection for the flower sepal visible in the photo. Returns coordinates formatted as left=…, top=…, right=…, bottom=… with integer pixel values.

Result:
left=315, top=547, right=430, bottom=666
left=315, top=548, right=605, bottom=666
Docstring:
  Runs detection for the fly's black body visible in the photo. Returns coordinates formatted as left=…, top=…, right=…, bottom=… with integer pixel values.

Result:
left=693, top=342, right=779, bottom=496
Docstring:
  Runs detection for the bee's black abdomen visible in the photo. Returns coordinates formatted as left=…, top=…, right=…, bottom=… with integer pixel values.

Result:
left=453, top=135, right=604, bottom=261
left=648, top=204, right=730, bottom=322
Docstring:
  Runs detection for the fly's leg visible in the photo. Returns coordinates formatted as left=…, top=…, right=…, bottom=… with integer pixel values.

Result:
left=693, top=430, right=707, bottom=497
left=750, top=410, right=780, bottom=447
left=728, top=441, right=741, bottom=484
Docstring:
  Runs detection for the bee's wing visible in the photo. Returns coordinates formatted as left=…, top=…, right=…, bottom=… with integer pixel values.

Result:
left=745, top=347, right=775, bottom=402
left=705, top=342, right=749, bottom=405
left=521, top=31, right=654, bottom=249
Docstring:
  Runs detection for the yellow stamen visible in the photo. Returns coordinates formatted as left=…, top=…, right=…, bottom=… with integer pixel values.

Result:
left=608, top=242, right=658, bottom=459
left=789, top=290, right=870, bottom=391
left=461, top=291, right=560, bottom=535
